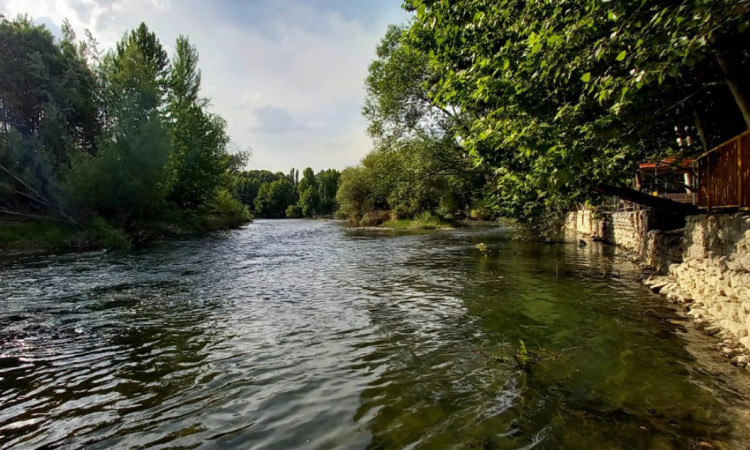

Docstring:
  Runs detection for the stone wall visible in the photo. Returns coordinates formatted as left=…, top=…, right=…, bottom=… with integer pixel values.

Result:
left=565, top=208, right=681, bottom=273
left=651, top=214, right=750, bottom=355
left=564, top=209, right=604, bottom=239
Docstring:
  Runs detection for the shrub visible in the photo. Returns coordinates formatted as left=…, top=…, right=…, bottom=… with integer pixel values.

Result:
left=360, top=209, right=391, bottom=226
left=285, top=204, right=303, bottom=218
left=212, top=189, right=251, bottom=227
left=88, top=216, right=131, bottom=250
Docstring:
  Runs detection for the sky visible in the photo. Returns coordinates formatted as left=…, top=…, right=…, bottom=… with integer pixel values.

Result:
left=0, top=0, right=410, bottom=172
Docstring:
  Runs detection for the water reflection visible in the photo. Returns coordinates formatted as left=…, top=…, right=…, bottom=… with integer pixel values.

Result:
left=352, top=231, right=750, bottom=449
left=0, top=221, right=749, bottom=448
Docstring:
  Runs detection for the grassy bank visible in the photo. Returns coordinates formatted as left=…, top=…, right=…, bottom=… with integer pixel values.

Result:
left=0, top=212, right=251, bottom=254
left=388, top=215, right=455, bottom=231
left=0, top=220, right=83, bottom=252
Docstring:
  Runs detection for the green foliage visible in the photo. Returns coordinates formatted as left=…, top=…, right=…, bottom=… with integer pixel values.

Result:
left=316, top=169, right=341, bottom=214
left=390, top=211, right=451, bottom=230
left=0, top=16, right=101, bottom=221
left=403, top=0, right=750, bottom=221
left=254, top=178, right=297, bottom=217
left=88, top=216, right=131, bottom=250
left=0, top=220, right=77, bottom=249
left=339, top=20, right=495, bottom=225
left=285, top=204, right=303, bottom=218
left=335, top=167, right=374, bottom=222
left=232, top=170, right=282, bottom=207
left=212, top=189, right=251, bottom=227
left=64, top=101, right=171, bottom=226
left=514, top=339, right=532, bottom=371
left=299, top=185, right=319, bottom=217
left=0, top=16, right=249, bottom=245
left=107, top=22, right=168, bottom=113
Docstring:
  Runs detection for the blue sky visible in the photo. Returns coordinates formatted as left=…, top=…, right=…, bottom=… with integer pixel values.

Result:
left=0, top=0, right=410, bottom=172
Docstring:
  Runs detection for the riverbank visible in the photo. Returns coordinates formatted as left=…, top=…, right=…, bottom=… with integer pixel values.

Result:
left=643, top=213, right=750, bottom=368
left=567, top=208, right=750, bottom=368
left=0, top=212, right=251, bottom=254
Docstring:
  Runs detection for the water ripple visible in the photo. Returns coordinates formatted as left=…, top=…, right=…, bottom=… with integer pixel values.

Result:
left=1, top=220, right=749, bottom=448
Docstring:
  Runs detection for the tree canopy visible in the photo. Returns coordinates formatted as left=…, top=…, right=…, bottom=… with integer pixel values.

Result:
left=0, top=16, right=249, bottom=234
left=400, top=0, right=750, bottom=219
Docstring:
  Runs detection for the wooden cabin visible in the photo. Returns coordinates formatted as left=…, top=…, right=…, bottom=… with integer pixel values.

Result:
left=635, top=158, right=697, bottom=205
left=697, top=130, right=750, bottom=210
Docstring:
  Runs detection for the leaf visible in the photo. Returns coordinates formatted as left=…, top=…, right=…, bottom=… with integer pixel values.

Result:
left=616, top=50, right=627, bottom=61
left=581, top=72, right=591, bottom=83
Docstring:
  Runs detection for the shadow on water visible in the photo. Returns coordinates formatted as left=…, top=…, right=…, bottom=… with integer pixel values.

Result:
left=1, top=221, right=749, bottom=449
left=351, top=230, right=750, bottom=449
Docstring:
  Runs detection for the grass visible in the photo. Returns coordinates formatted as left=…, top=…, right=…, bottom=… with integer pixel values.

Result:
left=0, top=220, right=81, bottom=251
left=0, top=210, right=252, bottom=254
left=388, top=212, right=454, bottom=230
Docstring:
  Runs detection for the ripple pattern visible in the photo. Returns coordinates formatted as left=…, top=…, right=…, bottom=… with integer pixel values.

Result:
left=1, top=220, right=749, bottom=449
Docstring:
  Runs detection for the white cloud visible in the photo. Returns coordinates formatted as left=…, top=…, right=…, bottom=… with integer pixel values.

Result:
left=0, top=0, right=410, bottom=171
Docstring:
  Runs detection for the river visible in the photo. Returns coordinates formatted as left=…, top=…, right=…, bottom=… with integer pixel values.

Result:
left=1, top=219, right=749, bottom=449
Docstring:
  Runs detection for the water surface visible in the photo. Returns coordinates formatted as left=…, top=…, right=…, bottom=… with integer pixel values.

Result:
left=1, top=220, right=749, bottom=448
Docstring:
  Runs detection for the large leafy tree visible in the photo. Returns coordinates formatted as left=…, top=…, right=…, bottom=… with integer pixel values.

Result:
left=105, top=22, right=168, bottom=116
left=403, top=0, right=750, bottom=219
left=166, top=36, right=231, bottom=209
left=350, top=23, right=493, bottom=221
left=0, top=16, right=101, bottom=219
left=316, top=169, right=340, bottom=214
left=254, top=177, right=297, bottom=217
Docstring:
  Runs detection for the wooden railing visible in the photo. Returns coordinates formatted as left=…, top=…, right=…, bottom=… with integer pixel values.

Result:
left=698, top=130, right=750, bottom=209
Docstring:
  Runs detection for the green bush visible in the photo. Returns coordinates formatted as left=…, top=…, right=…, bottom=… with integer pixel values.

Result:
left=285, top=205, right=303, bottom=218
left=64, top=105, right=170, bottom=226
left=88, top=217, right=131, bottom=250
left=212, top=189, right=251, bottom=227
left=360, top=209, right=391, bottom=226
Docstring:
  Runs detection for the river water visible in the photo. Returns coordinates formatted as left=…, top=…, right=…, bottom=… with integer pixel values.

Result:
left=1, top=219, right=749, bottom=449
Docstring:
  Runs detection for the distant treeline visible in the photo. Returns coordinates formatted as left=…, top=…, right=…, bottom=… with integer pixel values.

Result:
left=233, top=168, right=340, bottom=218
left=0, top=16, right=249, bottom=242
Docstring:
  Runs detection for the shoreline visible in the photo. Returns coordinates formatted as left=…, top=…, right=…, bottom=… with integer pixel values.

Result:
left=570, top=211, right=750, bottom=370
left=0, top=215, right=252, bottom=256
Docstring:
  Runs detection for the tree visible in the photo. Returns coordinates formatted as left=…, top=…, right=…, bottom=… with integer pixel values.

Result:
left=316, top=169, right=341, bottom=214
left=105, top=22, right=168, bottom=115
left=296, top=167, right=319, bottom=216
left=299, top=185, right=319, bottom=217
left=0, top=16, right=100, bottom=220
left=356, top=21, right=493, bottom=220
left=1, top=16, right=249, bottom=233
left=336, top=167, right=374, bottom=222
left=165, top=36, right=231, bottom=209
left=254, top=177, right=296, bottom=217
left=65, top=100, right=170, bottom=226
left=403, top=0, right=750, bottom=220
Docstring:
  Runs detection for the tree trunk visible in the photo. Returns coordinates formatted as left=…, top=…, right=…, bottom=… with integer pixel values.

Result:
left=689, top=100, right=710, bottom=151
left=593, top=184, right=699, bottom=216
left=715, top=47, right=750, bottom=129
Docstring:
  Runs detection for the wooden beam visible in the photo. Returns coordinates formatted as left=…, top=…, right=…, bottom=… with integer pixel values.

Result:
left=593, top=184, right=700, bottom=216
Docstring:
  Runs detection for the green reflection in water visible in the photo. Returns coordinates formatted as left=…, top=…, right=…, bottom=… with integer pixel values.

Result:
left=357, top=238, right=741, bottom=449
